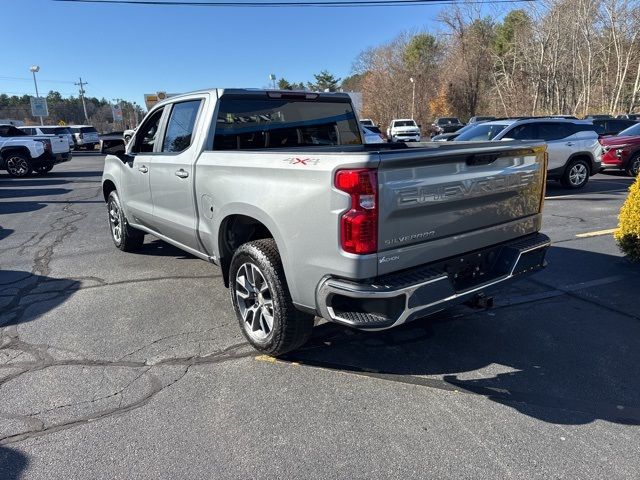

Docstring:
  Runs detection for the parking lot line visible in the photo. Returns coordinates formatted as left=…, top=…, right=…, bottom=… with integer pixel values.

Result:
left=576, top=228, right=618, bottom=238
left=546, top=189, right=628, bottom=200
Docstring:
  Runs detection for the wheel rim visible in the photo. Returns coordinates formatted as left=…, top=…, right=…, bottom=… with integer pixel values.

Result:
left=569, top=163, right=588, bottom=186
left=6, top=156, right=28, bottom=176
left=108, top=200, right=122, bottom=243
left=632, top=158, right=640, bottom=176
left=235, top=262, right=274, bottom=342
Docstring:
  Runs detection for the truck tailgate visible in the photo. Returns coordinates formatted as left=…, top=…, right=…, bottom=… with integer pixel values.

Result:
left=36, top=135, right=70, bottom=154
left=377, top=142, right=546, bottom=275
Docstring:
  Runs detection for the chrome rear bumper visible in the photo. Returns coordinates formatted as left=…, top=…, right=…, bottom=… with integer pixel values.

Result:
left=316, top=233, right=550, bottom=330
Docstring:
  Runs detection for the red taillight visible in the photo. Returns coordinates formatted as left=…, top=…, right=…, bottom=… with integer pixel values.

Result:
left=335, top=169, right=378, bottom=255
left=37, top=139, right=52, bottom=151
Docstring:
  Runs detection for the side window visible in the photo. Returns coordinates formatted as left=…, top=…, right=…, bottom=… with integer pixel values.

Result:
left=132, top=108, right=164, bottom=154
left=538, top=123, right=572, bottom=141
left=508, top=124, right=537, bottom=140
left=162, top=100, right=202, bottom=153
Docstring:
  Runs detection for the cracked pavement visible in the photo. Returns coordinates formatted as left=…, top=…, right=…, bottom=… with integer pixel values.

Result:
left=1, top=155, right=640, bottom=479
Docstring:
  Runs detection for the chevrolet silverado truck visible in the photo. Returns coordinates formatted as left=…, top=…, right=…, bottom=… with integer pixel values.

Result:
left=102, top=89, right=550, bottom=355
left=386, top=119, right=421, bottom=142
left=0, top=124, right=71, bottom=177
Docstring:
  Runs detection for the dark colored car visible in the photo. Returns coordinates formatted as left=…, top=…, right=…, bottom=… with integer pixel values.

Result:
left=584, top=114, right=614, bottom=120
left=590, top=118, right=638, bottom=136
left=432, top=117, right=465, bottom=134
left=468, top=116, right=496, bottom=124
left=617, top=114, right=640, bottom=120
left=600, top=122, right=640, bottom=177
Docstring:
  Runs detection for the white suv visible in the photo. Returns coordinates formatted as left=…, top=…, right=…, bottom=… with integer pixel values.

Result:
left=68, top=125, right=100, bottom=150
left=386, top=119, right=421, bottom=142
left=454, top=118, right=602, bottom=189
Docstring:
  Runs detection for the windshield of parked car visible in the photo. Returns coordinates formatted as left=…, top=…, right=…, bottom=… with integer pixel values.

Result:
left=617, top=123, right=640, bottom=137
left=213, top=96, right=362, bottom=149
left=80, top=127, right=98, bottom=134
left=454, top=123, right=509, bottom=141
left=394, top=120, right=417, bottom=127
left=437, top=118, right=459, bottom=124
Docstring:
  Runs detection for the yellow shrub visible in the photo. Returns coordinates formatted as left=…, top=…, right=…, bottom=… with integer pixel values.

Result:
left=615, top=175, right=640, bottom=261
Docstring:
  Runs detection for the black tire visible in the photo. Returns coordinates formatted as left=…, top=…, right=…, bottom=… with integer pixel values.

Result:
left=560, top=158, right=590, bottom=189
left=625, top=154, right=640, bottom=177
left=107, top=190, right=144, bottom=252
left=35, top=164, right=54, bottom=174
left=4, top=153, right=32, bottom=178
left=229, top=239, right=314, bottom=356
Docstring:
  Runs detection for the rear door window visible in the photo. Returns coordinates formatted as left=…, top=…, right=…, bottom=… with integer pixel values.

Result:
left=162, top=100, right=202, bottom=153
left=537, top=123, right=573, bottom=141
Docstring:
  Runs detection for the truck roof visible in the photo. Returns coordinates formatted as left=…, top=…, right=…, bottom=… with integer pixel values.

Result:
left=151, top=88, right=353, bottom=109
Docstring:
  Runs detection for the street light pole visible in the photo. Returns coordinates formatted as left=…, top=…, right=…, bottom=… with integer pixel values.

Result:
left=269, top=74, right=276, bottom=90
left=410, top=77, right=416, bottom=120
left=30, top=65, right=43, bottom=126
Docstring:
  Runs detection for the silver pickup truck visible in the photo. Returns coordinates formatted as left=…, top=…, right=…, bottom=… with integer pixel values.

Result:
left=102, top=89, right=550, bottom=355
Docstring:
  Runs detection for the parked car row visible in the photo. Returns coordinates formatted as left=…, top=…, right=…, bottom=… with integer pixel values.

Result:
left=0, top=124, right=72, bottom=177
left=17, top=124, right=100, bottom=151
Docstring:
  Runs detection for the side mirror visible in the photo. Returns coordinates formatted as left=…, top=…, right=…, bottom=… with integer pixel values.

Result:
left=418, top=124, right=422, bottom=128
left=101, top=138, right=132, bottom=162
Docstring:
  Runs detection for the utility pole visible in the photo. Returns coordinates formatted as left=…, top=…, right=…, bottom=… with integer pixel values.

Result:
left=75, top=77, right=89, bottom=123
left=410, top=77, right=416, bottom=119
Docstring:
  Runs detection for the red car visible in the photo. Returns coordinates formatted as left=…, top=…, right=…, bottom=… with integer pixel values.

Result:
left=600, top=122, right=640, bottom=177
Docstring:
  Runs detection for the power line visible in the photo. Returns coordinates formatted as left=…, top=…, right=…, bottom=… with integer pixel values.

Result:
left=0, top=75, right=76, bottom=84
left=54, top=0, right=536, bottom=7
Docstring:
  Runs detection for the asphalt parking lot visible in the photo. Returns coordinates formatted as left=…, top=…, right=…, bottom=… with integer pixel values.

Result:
left=1, top=153, right=639, bottom=479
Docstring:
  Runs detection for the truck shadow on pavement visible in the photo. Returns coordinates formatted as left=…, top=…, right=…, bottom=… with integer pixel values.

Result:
left=0, top=446, right=29, bottom=480
left=286, top=246, right=640, bottom=426
left=0, top=270, right=80, bottom=328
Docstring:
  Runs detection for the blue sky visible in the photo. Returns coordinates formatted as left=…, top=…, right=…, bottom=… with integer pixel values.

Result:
left=3, top=0, right=507, bottom=107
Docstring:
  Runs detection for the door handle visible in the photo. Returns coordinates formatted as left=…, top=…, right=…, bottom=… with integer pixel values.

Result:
left=175, top=168, right=189, bottom=178
left=138, top=165, right=148, bottom=173
left=565, top=142, right=574, bottom=146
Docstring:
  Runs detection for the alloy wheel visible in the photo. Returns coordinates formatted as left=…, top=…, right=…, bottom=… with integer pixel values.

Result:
left=631, top=157, right=640, bottom=177
left=6, top=156, right=29, bottom=176
left=569, top=163, right=588, bottom=186
left=235, top=262, right=274, bottom=342
left=108, top=200, right=122, bottom=243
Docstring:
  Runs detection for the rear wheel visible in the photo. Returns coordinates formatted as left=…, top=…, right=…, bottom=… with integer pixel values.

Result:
left=625, top=154, right=640, bottom=177
left=35, top=165, right=54, bottom=174
left=229, top=239, right=314, bottom=356
left=107, top=190, right=145, bottom=252
left=561, top=159, right=590, bottom=189
left=5, top=154, right=32, bottom=177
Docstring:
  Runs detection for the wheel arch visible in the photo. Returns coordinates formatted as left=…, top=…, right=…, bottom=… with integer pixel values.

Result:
left=216, top=211, right=287, bottom=289
left=1, top=146, right=31, bottom=163
left=565, top=152, right=596, bottom=174
left=102, top=179, right=117, bottom=202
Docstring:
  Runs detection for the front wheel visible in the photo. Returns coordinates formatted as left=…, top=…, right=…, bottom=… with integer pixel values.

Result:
left=625, top=154, right=640, bottom=177
left=5, top=154, right=32, bottom=177
left=107, top=190, right=145, bottom=252
left=561, top=159, right=590, bottom=189
left=229, top=239, right=314, bottom=356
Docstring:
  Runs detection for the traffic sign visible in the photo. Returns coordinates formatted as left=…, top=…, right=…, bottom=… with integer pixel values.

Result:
left=30, top=97, right=48, bottom=117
